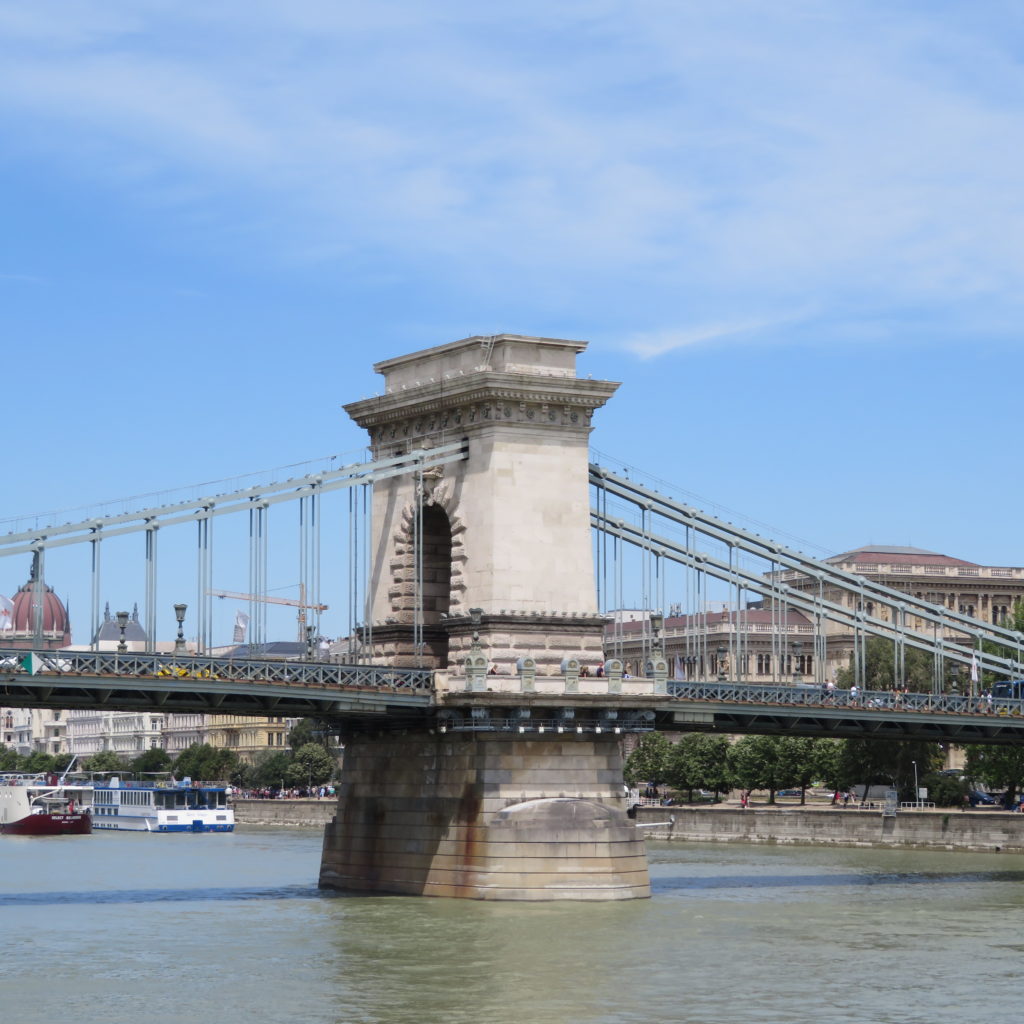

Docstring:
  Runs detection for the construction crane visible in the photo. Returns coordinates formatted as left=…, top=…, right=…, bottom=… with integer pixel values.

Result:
left=207, top=585, right=328, bottom=643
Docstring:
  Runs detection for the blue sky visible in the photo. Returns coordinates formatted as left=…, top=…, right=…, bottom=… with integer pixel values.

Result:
left=2, top=2, right=1023, bottom=638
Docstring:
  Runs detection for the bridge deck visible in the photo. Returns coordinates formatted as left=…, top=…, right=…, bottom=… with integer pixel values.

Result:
left=4, top=650, right=1024, bottom=743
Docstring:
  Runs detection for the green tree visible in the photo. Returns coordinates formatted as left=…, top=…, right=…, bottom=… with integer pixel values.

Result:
left=287, top=718, right=339, bottom=754
left=775, top=736, right=823, bottom=804
left=82, top=750, right=124, bottom=773
left=623, top=732, right=672, bottom=789
left=729, top=735, right=791, bottom=803
left=665, top=734, right=731, bottom=799
left=250, top=750, right=294, bottom=790
left=173, top=743, right=237, bottom=783
left=22, top=751, right=59, bottom=773
left=964, top=744, right=1024, bottom=806
left=837, top=739, right=943, bottom=801
left=811, top=738, right=843, bottom=791
left=980, top=600, right=1024, bottom=690
left=921, top=771, right=967, bottom=808
left=129, top=747, right=172, bottom=775
left=0, top=745, right=18, bottom=771
left=285, top=743, right=337, bottom=788
left=837, top=637, right=936, bottom=693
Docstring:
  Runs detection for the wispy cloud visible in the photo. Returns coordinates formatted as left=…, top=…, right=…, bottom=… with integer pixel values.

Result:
left=0, top=272, right=43, bottom=284
left=621, top=318, right=789, bottom=359
left=0, top=1, right=1022, bottom=342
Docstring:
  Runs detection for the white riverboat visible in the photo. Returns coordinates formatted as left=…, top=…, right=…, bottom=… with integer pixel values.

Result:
left=92, top=777, right=234, bottom=833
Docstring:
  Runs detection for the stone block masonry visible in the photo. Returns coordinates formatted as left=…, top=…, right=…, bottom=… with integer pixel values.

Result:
left=633, top=805, right=1024, bottom=853
left=319, top=731, right=650, bottom=900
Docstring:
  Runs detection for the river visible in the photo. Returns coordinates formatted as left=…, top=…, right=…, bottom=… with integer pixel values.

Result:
left=1, top=828, right=1022, bottom=1024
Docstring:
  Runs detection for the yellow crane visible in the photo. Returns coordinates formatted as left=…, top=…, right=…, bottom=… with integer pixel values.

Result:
left=207, top=585, right=328, bottom=643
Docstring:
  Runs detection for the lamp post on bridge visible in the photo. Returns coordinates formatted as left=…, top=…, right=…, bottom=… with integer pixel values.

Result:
left=116, top=610, right=129, bottom=654
left=173, top=603, right=188, bottom=656
left=650, top=612, right=664, bottom=658
left=792, top=640, right=803, bottom=685
left=717, top=644, right=727, bottom=682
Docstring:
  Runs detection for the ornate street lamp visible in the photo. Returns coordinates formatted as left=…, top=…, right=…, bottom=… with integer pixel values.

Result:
left=717, top=644, right=728, bottom=682
left=650, top=612, right=664, bottom=655
left=173, top=603, right=188, bottom=656
left=792, top=640, right=803, bottom=684
left=116, top=610, right=129, bottom=654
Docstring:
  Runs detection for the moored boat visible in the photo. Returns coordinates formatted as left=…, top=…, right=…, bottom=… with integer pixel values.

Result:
left=0, top=773, right=93, bottom=836
left=92, top=776, right=234, bottom=833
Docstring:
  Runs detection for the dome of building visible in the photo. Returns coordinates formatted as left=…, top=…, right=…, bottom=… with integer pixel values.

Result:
left=10, top=573, right=70, bottom=637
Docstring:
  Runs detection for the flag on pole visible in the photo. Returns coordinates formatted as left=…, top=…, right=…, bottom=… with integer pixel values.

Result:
left=233, top=610, right=250, bottom=644
left=970, top=652, right=979, bottom=687
left=0, top=594, right=14, bottom=631
left=673, top=655, right=684, bottom=680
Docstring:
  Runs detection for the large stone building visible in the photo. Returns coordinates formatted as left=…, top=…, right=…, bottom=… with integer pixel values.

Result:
left=607, top=545, right=1024, bottom=686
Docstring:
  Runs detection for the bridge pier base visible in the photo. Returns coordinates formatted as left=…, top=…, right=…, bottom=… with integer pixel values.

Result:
left=318, top=731, right=650, bottom=900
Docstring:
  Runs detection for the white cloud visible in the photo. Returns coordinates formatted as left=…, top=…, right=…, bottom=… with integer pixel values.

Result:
left=0, top=1, right=1022, bottom=343
left=621, top=316, right=800, bottom=359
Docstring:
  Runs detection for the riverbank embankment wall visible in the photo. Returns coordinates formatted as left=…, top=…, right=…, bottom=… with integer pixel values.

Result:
left=634, top=805, right=1024, bottom=852
left=234, top=799, right=336, bottom=827
left=235, top=800, right=1024, bottom=853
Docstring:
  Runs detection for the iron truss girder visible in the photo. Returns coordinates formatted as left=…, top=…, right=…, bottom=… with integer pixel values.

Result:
left=662, top=702, right=1024, bottom=745
left=0, top=648, right=434, bottom=719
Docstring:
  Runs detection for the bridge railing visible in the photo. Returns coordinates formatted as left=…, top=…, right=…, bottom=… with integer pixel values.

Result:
left=668, top=681, right=1024, bottom=717
left=0, top=649, right=434, bottom=693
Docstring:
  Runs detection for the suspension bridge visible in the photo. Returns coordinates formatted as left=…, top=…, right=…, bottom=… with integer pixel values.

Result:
left=2, top=333, right=1022, bottom=901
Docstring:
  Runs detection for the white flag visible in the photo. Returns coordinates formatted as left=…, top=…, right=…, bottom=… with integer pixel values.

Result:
left=0, top=594, right=14, bottom=631
left=970, top=652, right=979, bottom=685
left=673, top=655, right=684, bottom=680
left=233, top=610, right=250, bottom=643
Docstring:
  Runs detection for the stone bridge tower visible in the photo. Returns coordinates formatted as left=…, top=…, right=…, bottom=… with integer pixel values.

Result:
left=344, top=334, right=619, bottom=675
left=323, top=335, right=649, bottom=901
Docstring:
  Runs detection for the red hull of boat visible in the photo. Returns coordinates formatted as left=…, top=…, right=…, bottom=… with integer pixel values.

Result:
left=0, top=813, right=92, bottom=836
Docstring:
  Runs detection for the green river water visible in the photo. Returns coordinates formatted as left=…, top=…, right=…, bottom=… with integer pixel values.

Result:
left=1, top=828, right=1022, bottom=1024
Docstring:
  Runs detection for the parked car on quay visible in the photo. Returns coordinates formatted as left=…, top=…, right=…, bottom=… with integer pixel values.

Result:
left=968, top=791, right=997, bottom=807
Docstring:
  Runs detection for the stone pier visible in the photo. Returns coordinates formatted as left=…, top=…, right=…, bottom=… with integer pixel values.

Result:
left=319, top=729, right=649, bottom=900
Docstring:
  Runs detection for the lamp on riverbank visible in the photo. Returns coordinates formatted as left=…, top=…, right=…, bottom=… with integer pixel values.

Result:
left=173, top=603, right=187, bottom=656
